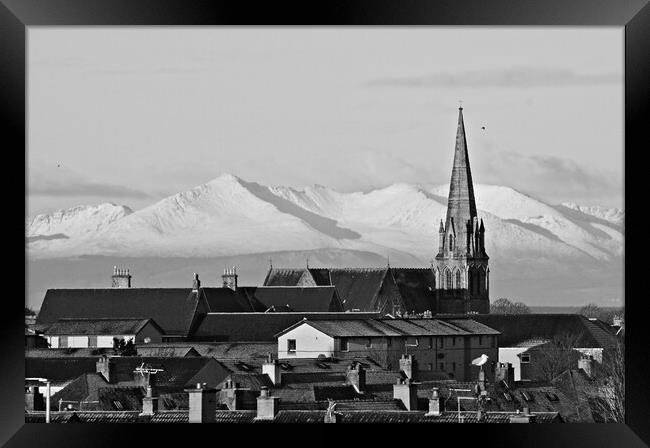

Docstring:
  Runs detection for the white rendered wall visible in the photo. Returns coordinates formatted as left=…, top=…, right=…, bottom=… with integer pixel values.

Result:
left=278, top=324, right=334, bottom=359
left=67, top=336, right=89, bottom=348
left=498, top=347, right=528, bottom=381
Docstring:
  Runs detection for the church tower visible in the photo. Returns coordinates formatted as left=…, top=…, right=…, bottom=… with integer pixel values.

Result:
left=433, top=107, right=490, bottom=314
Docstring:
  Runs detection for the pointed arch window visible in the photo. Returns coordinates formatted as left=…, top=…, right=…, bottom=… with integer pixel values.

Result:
left=455, top=270, right=461, bottom=289
left=446, top=270, right=452, bottom=289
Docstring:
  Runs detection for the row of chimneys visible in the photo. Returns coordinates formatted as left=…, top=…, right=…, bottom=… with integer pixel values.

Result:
left=110, top=267, right=239, bottom=291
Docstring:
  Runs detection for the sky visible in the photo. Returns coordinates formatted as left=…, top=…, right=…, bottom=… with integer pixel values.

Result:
left=27, top=27, right=624, bottom=217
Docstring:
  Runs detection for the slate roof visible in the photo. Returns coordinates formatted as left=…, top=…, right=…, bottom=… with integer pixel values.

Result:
left=199, top=288, right=268, bottom=313
left=37, top=289, right=208, bottom=336
left=26, top=357, right=99, bottom=383
left=191, top=312, right=380, bottom=342
left=26, top=356, right=231, bottom=390
left=248, top=286, right=343, bottom=312
left=328, top=269, right=388, bottom=311
left=44, top=318, right=161, bottom=336
left=263, top=267, right=389, bottom=312
left=472, top=314, right=619, bottom=348
left=389, top=268, right=437, bottom=314
left=277, top=318, right=499, bottom=338
left=134, top=345, right=201, bottom=357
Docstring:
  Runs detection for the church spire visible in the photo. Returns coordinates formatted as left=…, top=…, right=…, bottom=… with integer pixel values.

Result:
left=444, top=106, right=478, bottom=253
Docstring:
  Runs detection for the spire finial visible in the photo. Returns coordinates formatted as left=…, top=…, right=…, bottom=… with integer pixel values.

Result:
left=269, top=257, right=273, bottom=269
left=306, top=256, right=310, bottom=269
left=458, top=100, right=463, bottom=110
left=387, top=254, right=390, bottom=268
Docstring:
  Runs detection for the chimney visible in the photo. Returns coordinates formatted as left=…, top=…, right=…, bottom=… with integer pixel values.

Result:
left=222, top=267, right=238, bottom=291
left=478, top=369, right=486, bottom=393
left=393, top=378, right=418, bottom=411
left=494, top=362, right=515, bottom=386
left=96, top=355, right=114, bottom=383
left=141, top=385, right=158, bottom=416
left=219, top=379, right=247, bottom=410
left=255, top=386, right=279, bottom=420
left=399, top=354, right=418, bottom=381
left=262, top=353, right=281, bottom=386
left=192, top=273, right=201, bottom=292
left=111, top=266, right=132, bottom=288
left=25, top=386, right=44, bottom=411
left=509, top=408, right=536, bottom=424
left=346, top=362, right=366, bottom=393
left=426, top=387, right=442, bottom=416
left=187, top=383, right=218, bottom=423
left=578, top=356, right=593, bottom=378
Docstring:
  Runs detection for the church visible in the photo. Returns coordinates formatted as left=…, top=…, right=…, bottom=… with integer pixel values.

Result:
left=264, top=107, right=490, bottom=315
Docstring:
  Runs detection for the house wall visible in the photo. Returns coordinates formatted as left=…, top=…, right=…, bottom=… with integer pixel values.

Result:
left=134, top=322, right=164, bottom=345
left=278, top=325, right=335, bottom=359
left=47, top=334, right=137, bottom=349
left=498, top=347, right=528, bottom=381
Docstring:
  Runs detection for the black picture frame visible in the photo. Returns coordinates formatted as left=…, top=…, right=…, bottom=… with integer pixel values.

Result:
left=2, top=0, right=648, bottom=446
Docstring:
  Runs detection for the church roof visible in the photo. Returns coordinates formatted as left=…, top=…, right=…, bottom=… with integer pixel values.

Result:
left=389, top=268, right=437, bottom=314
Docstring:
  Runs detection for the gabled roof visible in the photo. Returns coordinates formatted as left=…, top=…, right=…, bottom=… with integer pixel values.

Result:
left=191, top=312, right=380, bottom=342
left=389, top=268, right=437, bottom=314
left=26, top=357, right=100, bottom=383
left=37, top=289, right=208, bottom=336
left=248, top=286, right=343, bottom=312
left=134, top=345, right=201, bottom=358
left=262, top=267, right=389, bottom=312
left=199, top=287, right=268, bottom=313
left=472, top=314, right=619, bottom=348
left=280, top=319, right=404, bottom=338
left=44, top=318, right=162, bottom=336
left=328, top=268, right=388, bottom=311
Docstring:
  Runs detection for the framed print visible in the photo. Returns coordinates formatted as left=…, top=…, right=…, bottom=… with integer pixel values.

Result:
left=2, top=0, right=648, bottom=446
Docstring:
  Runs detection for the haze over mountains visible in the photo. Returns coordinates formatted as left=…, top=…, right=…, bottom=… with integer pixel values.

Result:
left=26, top=174, right=624, bottom=310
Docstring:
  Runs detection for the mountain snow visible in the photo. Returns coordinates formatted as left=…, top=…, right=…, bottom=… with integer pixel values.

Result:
left=26, top=174, right=623, bottom=264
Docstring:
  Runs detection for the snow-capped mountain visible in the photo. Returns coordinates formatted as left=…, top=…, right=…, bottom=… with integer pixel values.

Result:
left=26, top=174, right=623, bottom=307
left=560, top=202, right=624, bottom=226
left=26, top=174, right=623, bottom=262
left=27, top=203, right=132, bottom=243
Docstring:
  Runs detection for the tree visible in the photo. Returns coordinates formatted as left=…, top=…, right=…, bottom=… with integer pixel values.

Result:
left=490, top=298, right=531, bottom=315
left=591, top=341, right=625, bottom=422
left=112, top=337, right=137, bottom=356
left=578, top=303, right=601, bottom=319
left=530, top=332, right=583, bottom=383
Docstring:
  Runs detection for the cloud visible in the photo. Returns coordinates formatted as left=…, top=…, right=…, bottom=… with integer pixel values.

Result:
left=28, top=164, right=151, bottom=199
left=475, top=150, right=622, bottom=207
left=365, top=67, right=621, bottom=89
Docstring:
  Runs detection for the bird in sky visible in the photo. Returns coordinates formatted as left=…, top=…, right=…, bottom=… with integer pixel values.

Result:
left=481, top=126, right=486, bottom=130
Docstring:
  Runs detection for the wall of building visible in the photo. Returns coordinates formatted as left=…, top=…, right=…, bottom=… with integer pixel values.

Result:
left=135, top=322, right=164, bottom=345
left=498, top=347, right=528, bottom=381
left=278, top=325, right=334, bottom=359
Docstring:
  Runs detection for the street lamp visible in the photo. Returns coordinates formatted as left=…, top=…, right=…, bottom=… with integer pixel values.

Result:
left=26, top=377, right=51, bottom=423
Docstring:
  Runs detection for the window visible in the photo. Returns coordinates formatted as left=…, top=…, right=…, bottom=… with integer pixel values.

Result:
left=427, top=363, right=433, bottom=371
left=287, top=339, right=296, bottom=354
left=449, top=236, right=454, bottom=251
left=452, top=362, right=456, bottom=371
left=387, top=338, right=392, bottom=348
left=452, top=337, right=456, bottom=347
left=479, top=336, right=483, bottom=345
left=439, top=362, right=445, bottom=371
left=340, top=338, right=349, bottom=352
left=520, top=353, right=531, bottom=364
left=446, top=270, right=452, bottom=289
left=48, top=336, right=59, bottom=349
left=455, top=270, right=461, bottom=288
left=428, top=337, right=433, bottom=349
left=439, top=338, right=444, bottom=349
left=365, top=338, right=372, bottom=348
